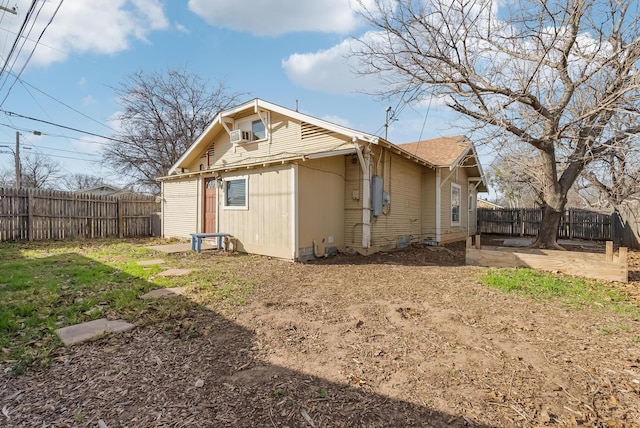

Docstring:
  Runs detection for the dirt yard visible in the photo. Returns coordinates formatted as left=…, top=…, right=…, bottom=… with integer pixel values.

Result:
left=2, top=239, right=640, bottom=427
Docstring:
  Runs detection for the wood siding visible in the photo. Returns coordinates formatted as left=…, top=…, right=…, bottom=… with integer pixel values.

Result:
left=421, top=170, right=437, bottom=240
left=439, top=166, right=471, bottom=243
left=217, top=165, right=293, bottom=259
left=162, top=177, right=199, bottom=238
left=370, top=152, right=422, bottom=249
left=185, top=113, right=353, bottom=172
left=297, top=157, right=345, bottom=256
left=344, top=154, right=363, bottom=247
left=345, top=148, right=437, bottom=252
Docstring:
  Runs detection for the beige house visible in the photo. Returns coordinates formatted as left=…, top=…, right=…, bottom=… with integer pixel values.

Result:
left=158, top=99, right=487, bottom=260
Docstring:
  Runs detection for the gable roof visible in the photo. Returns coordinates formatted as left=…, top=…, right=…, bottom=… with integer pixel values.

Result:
left=398, top=136, right=471, bottom=167
left=398, top=135, right=487, bottom=192
left=165, top=99, right=439, bottom=177
left=74, top=185, right=120, bottom=194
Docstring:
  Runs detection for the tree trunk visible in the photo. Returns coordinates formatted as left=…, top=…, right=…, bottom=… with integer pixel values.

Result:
left=531, top=204, right=565, bottom=249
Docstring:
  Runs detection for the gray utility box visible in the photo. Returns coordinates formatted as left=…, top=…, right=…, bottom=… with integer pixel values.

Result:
left=371, top=175, right=383, bottom=217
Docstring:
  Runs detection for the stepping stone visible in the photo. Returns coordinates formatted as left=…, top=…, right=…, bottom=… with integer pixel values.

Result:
left=56, top=318, right=134, bottom=346
left=137, top=259, right=165, bottom=266
left=502, top=238, right=533, bottom=247
left=146, top=242, right=213, bottom=254
left=156, top=268, right=196, bottom=277
left=141, top=287, right=186, bottom=299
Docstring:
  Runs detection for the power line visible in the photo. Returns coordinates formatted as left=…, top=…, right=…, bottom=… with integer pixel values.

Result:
left=17, top=77, right=117, bottom=132
left=0, top=1, right=38, bottom=92
left=0, top=0, right=64, bottom=107
left=21, top=143, right=101, bottom=157
left=0, top=109, right=127, bottom=143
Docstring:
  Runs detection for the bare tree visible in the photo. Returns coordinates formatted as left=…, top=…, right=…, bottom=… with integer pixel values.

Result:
left=20, top=152, right=61, bottom=189
left=104, top=66, right=243, bottom=193
left=487, top=147, right=543, bottom=209
left=357, top=0, right=640, bottom=248
left=579, top=142, right=640, bottom=209
left=0, top=165, right=14, bottom=187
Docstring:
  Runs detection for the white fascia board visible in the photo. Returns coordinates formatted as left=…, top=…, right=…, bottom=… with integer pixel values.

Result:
left=167, top=97, right=438, bottom=177
left=167, top=113, right=223, bottom=176
left=306, top=148, right=356, bottom=159
left=255, top=99, right=380, bottom=144
left=448, top=141, right=488, bottom=190
left=469, top=143, right=487, bottom=188
left=166, top=99, right=263, bottom=176
left=448, top=145, right=472, bottom=170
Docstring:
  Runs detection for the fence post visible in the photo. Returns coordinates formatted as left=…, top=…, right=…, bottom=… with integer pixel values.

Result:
left=569, top=209, right=573, bottom=239
left=27, top=189, right=34, bottom=241
left=606, top=241, right=613, bottom=262
left=619, top=247, right=628, bottom=265
left=118, top=199, right=124, bottom=239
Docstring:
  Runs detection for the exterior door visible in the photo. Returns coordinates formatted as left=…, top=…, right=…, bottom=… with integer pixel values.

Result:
left=204, top=178, right=217, bottom=233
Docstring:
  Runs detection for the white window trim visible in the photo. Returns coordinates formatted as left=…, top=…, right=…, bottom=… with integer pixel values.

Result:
left=468, top=193, right=474, bottom=212
left=223, top=175, right=248, bottom=210
left=451, top=183, right=461, bottom=226
left=235, top=113, right=269, bottom=143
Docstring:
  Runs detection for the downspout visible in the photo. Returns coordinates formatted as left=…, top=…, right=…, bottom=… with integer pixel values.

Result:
left=467, top=190, right=470, bottom=237
left=468, top=179, right=482, bottom=235
left=354, top=139, right=371, bottom=249
left=435, top=169, right=441, bottom=243
left=292, top=164, right=298, bottom=260
left=161, top=181, right=165, bottom=237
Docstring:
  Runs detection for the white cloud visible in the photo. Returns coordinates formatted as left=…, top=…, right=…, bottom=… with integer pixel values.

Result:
left=175, top=22, right=190, bottom=34
left=78, top=77, right=87, bottom=87
left=188, top=0, right=368, bottom=36
left=3, top=0, right=169, bottom=67
left=81, top=95, right=96, bottom=105
left=69, top=136, right=108, bottom=155
left=321, top=115, right=353, bottom=128
left=282, top=34, right=385, bottom=94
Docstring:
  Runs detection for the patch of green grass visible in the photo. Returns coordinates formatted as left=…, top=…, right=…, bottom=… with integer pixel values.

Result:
left=316, top=389, right=328, bottom=399
left=481, top=268, right=640, bottom=316
left=0, top=239, right=256, bottom=374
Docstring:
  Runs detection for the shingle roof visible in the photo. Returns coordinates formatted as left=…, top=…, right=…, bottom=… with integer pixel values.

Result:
left=398, top=135, right=471, bottom=167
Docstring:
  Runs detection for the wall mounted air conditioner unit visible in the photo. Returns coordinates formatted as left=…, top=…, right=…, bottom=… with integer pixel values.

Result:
left=230, top=129, right=252, bottom=144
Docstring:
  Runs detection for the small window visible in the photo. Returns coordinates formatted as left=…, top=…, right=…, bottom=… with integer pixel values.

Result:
left=224, top=176, right=248, bottom=209
left=252, top=119, right=266, bottom=140
left=235, top=115, right=267, bottom=143
left=468, top=194, right=474, bottom=212
left=451, top=183, right=461, bottom=226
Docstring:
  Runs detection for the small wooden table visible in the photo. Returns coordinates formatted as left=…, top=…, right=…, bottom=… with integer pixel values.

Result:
left=190, top=233, right=232, bottom=253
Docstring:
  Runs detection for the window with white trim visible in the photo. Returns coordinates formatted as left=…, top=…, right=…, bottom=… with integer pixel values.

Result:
left=451, top=183, right=461, bottom=226
left=468, top=193, right=474, bottom=212
left=224, top=176, right=248, bottom=209
left=236, top=114, right=267, bottom=142
left=251, top=119, right=266, bottom=140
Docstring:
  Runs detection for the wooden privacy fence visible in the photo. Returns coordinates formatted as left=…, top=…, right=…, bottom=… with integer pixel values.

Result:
left=0, top=187, right=160, bottom=242
left=477, top=208, right=612, bottom=241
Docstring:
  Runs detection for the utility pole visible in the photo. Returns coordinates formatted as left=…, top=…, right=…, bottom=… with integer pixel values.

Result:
left=384, top=106, right=392, bottom=140
left=15, top=131, right=20, bottom=189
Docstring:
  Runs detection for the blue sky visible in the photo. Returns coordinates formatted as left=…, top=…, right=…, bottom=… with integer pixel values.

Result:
left=0, top=0, right=475, bottom=187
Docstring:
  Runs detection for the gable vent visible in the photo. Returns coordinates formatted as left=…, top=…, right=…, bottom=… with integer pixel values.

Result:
left=301, top=122, right=331, bottom=140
